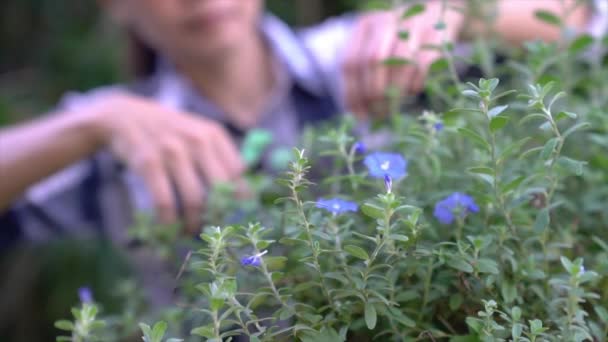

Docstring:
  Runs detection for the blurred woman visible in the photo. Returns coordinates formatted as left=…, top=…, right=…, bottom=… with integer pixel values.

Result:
left=0, top=0, right=603, bottom=245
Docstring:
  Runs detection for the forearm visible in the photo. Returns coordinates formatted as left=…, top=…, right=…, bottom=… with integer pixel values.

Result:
left=463, top=0, right=590, bottom=44
left=0, top=109, right=103, bottom=211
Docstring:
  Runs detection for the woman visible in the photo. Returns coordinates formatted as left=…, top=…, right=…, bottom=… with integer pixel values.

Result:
left=0, top=0, right=601, bottom=245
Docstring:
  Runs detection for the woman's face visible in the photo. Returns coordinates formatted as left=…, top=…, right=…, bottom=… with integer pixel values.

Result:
left=110, top=0, right=263, bottom=61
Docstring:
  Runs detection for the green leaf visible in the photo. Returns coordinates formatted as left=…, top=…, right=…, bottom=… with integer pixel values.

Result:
left=344, top=245, right=369, bottom=260
left=430, top=58, right=449, bottom=72
left=512, top=323, right=524, bottom=339
left=560, top=256, right=574, bottom=273
left=563, top=122, right=591, bottom=139
left=389, top=234, right=410, bottom=242
left=502, top=282, right=517, bottom=304
left=383, top=57, right=412, bottom=66
left=398, top=30, right=409, bottom=40
left=402, top=3, right=426, bottom=19
left=488, top=105, right=508, bottom=118
left=569, top=34, right=594, bottom=54
left=448, top=258, right=474, bottom=273
left=555, top=111, right=577, bottom=121
left=54, top=320, right=74, bottom=331
left=541, top=138, right=558, bottom=160
left=477, top=258, right=499, bottom=274
left=557, top=157, right=586, bottom=175
left=535, top=10, right=561, bottom=26
left=191, top=325, right=215, bottom=338
left=500, top=176, right=524, bottom=195
left=462, top=89, right=480, bottom=98
left=449, top=293, right=463, bottom=310
left=458, top=128, right=490, bottom=152
left=467, top=166, right=494, bottom=175
left=490, top=116, right=509, bottom=132
left=365, top=302, right=377, bottom=329
left=361, top=203, right=385, bottom=219
left=533, top=208, right=550, bottom=233
left=151, top=321, right=167, bottom=342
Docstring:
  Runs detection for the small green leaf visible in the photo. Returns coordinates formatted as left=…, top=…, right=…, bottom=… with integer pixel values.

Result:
left=488, top=104, right=508, bottom=118
left=344, top=245, right=369, bottom=260
left=541, top=138, right=558, bottom=160
left=569, top=34, right=594, bottom=54
left=402, top=3, right=426, bottom=18
left=151, top=321, right=167, bottom=342
left=477, top=258, right=499, bottom=274
left=557, top=157, right=586, bottom=175
left=535, top=10, right=561, bottom=26
left=191, top=325, right=215, bottom=338
left=365, top=302, right=377, bottom=330
left=500, top=176, right=524, bottom=195
left=383, top=57, right=412, bottom=66
left=563, top=122, right=591, bottom=139
left=430, top=58, right=449, bottom=72
left=467, top=166, right=494, bottom=175
left=458, top=128, right=491, bottom=152
left=512, top=323, right=524, bottom=339
left=449, top=293, right=463, bottom=310
left=533, top=208, right=550, bottom=233
left=361, top=203, right=385, bottom=219
left=555, top=111, right=577, bottom=121
left=398, top=30, right=409, bottom=40
left=448, top=258, right=474, bottom=273
left=490, top=116, right=509, bottom=132
left=462, top=89, right=480, bottom=98
left=54, top=320, right=74, bottom=331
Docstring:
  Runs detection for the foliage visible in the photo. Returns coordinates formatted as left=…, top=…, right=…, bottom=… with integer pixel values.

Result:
left=50, top=1, right=608, bottom=341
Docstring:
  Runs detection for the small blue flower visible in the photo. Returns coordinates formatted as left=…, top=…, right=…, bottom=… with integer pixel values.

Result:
left=241, top=250, right=268, bottom=267
left=384, top=174, right=393, bottom=194
left=353, top=141, right=366, bottom=154
left=433, top=192, right=479, bottom=225
left=78, top=287, right=93, bottom=304
left=433, top=122, right=444, bottom=132
left=316, top=198, right=358, bottom=215
left=364, top=152, right=408, bottom=179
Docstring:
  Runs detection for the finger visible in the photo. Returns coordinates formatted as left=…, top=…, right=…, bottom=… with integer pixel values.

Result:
left=164, top=138, right=205, bottom=233
left=210, top=125, right=245, bottom=180
left=133, top=147, right=176, bottom=225
left=343, top=14, right=374, bottom=120
left=410, top=28, right=442, bottom=93
left=364, top=13, right=398, bottom=116
left=386, top=29, right=415, bottom=98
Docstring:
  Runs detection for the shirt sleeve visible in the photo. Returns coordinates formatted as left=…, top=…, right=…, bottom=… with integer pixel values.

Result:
left=297, top=14, right=358, bottom=113
left=0, top=89, right=135, bottom=246
left=588, top=0, right=608, bottom=38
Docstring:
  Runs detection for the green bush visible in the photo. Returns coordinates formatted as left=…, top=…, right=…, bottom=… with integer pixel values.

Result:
left=54, top=3, right=608, bottom=342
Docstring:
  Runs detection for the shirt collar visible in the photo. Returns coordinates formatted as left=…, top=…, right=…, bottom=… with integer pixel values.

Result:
left=155, top=13, right=327, bottom=111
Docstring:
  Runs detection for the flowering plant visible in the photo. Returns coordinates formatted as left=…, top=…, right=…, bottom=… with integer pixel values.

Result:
left=55, top=1, right=608, bottom=341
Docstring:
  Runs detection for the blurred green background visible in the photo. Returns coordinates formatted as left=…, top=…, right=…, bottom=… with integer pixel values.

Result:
left=0, top=1, right=370, bottom=340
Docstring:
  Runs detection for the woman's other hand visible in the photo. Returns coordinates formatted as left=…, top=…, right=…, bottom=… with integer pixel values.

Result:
left=88, top=93, right=245, bottom=229
left=342, top=1, right=464, bottom=119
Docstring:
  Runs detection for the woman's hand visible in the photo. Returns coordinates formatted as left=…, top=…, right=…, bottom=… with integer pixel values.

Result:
left=342, top=1, right=464, bottom=119
left=88, top=93, right=245, bottom=229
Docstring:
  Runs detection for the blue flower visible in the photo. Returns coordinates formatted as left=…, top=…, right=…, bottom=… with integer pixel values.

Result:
left=241, top=250, right=268, bottom=267
left=353, top=141, right=366, bottom=154
left=364, top=152, right=408, bottom=179
left=316, top=198, right=358, bottom=215
left=433, top=192, right=479, bottom=224
left=384, top=174, right=393, bottom=194
left=433, top=122, right=444, bottom=132
left=78, top=286, right=93, bottom=304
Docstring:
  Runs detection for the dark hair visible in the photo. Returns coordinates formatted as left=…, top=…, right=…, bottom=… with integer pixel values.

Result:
left=127, top=29, right=158, bottom=79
